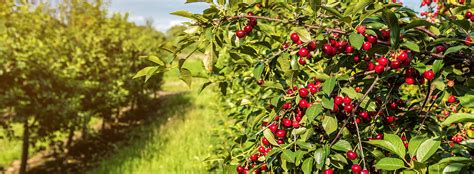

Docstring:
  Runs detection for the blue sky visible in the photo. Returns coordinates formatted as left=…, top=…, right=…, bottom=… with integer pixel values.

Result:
left=109, top=0, right=422, bottom=32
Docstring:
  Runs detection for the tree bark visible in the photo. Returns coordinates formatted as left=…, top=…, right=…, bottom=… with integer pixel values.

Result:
left=19, top=119, right=29, bottom=174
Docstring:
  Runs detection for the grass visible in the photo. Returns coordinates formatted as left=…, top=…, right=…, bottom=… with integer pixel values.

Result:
left=0, top=124, right=23, bottom=169
left=87, top=59, right=226, bottom=174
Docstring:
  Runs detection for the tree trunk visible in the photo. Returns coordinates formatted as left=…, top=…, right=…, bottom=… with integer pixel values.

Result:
left=19, top=119, right=29, bottom=174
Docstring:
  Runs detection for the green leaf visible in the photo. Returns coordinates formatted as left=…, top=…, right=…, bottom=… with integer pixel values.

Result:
left=179, top=68, right=192, bottom=87
left=332, top=140, right=352, bottom=152
left=145, top=55, right=165, bottom=66
left=341, top=87, right=363, bottom=99
left=322, top=97, right=334, bottom=110
left=443, top=163, right=465, bottom=174
left=170, top=10, right=194, bottom=19
left=444, top=45, right=468, bottom=55
left=401, top=41, right=420, bottom=52
left=282, top=149, right=296, bottom=163
left=374, top=157, right=406, bottom=171
left=365, top=134, right=405, bottom=158
left=404, top=20, right=432, bottom=30
left=322, top=77, right=337, bottom=95
left=330, top=153, right=348, bottom=169
left=313, top=147, right=327, bottom=170
left=432, top=79, right=445, bottom=91
left=349, top=33, right=364, bottom=50
left=295, top=150, right=307, bottom=166
left=382, top=10, right=400, bottom=48
left=302, top=158, right=314, bottom=174
left=432, top=60, right=444, bottom=75
left=198, top=81, right=212, bottom=94
left=253, top=62, right=264, bottom=79
left=264, top=129, right=279, bottom=146
left=458, top=94, right=474, bottom=108
left=305, top=104, right=323, bottom=122
left=186, top=0, right=212, bottom=3
left=293, top=28, right=311, bottom=42
left=320, top=5, right=343, bottom=18
left=416, top=137, right=441, bottom=163
left=322, top=115, right=337, bottom=135
left=133, top=66, right=159, bottom=82
left=408, top=135, right=428, bottom=157
left=441, top=113, right=474, bottom=126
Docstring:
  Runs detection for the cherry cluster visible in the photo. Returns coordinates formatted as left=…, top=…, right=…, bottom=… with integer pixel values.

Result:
left=236, top=12, right=258, bottom=38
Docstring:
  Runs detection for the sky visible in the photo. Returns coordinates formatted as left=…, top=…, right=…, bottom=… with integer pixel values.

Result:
left=108, top=0, right=423, bottom=32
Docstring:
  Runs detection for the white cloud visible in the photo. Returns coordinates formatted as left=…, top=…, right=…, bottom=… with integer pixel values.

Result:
left=129, top=15, right=146, bottom=24
left=154, top=19, right=188, bottom=32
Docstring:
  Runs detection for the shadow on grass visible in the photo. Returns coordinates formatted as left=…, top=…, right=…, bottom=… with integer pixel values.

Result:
left=26, top=91, right=192, bottom=174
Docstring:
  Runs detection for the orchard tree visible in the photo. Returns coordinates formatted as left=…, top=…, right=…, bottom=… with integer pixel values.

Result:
left=141, top=0, right=474, bottom=173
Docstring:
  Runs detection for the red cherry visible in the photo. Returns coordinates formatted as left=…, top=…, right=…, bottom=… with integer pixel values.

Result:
left=282, top=42, right=289, bottom=49
left=250, top=154, right=258, bottom=161
left=356, top=25, right=366, bottom=34
left=470, top=16, right=474, bottom=22
left=287, top=89, right=294, bottom=95
left=237, top=166, right=244, bottom=173
left=405, top=68, right=416, bottom=76
left=398, top=51, right=408, bottom=62
left=322, top=44, right=332, bottom=55
left=435, top=45, right=445, bottom=53
left=309, top=87, right=317, bottom=94
left=381, top=29, right=390, bottom=40
left=332, top=104, right=339, bottom=113
left=292, top=121, right=300, bottom=128
left=355, top=87, right=362, bottom=93
left=423, top=70, right=435, bottom=81
left=345, top=45, right=354, bottom=53
left=298, top=57, right=306, bottom=65
left=389, top=102, right=398, bottom=110
left=404, top=142, right=409, bottom=149
left=361, top=169, right=369, bottom=174
left=375, top=65, right=385, bottom=74
left=334, top=96, right=343, bottom=105
left=290, top=33, right=300, bottom=43
left=248, top=18, right=257, bottom=27
left=262, top=137, right=270, bottom=145
left=377, top=57, right=389, bottom=66
left=367, top=35, right=378, bottom=44
left=308, top=41, right=317, bottom=51
left=405, top=76, right=415, bottom=85
left=269, top=124, right=278, bottom=133
left=299, top=99, right=309, bottom=108
left=258, top=146, right=266, bottom=153
left=390, top=60, right=401, bottom=69
left=244, top=25, right=253, bottom=33
left=282, top=118, right=292, bottom=127
left=283, top=102, right=292, bottom=109
left=344, top=104, right=354, bottom=113
left=266, top=147, right=272, bottom=152
left=367, top=62, right=375, bottom=71
left=346, top=150, right=358, bottom=160
left=352, top=164, right=362, bottom=173
left=459, top=0, right=465, bottom=4
left=362, top=42, right=372, bottom=50
left=299, top=47, right=309, bottom=57
left=275, top=129, right=286, bottom=138
left=448, top=95, right=456, bottom=103
left=257, top=79, right=264, bottom=85
left=324, top=168, right=334, bottom=174
left=354, top=55, right=360, bottom=63
left=299, top=88, right=309, bottom=97
left=297, top=40, right=303, bottom=45
left=465, top=37, right=472, bottom=46
left=261, top=164, right=268, bottom=171
left=343, top=96, right=352, bottom=105
left=247, top=12, right=254, bottom=16
left=236, top=30, right=246, bottom=38
left=401, top=135, right=407, bottom=141
left=359, top=111, right=369, bottom=119
left=277, top=139, right=284, bottom=144
left=375, top=133, right=384, bottom=140
left=385, top=116, right=396, bottom=123
left=465, top=11, right=472, bottom=19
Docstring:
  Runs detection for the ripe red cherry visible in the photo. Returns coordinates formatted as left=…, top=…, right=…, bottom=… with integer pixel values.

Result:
left=359, top=111, right=369, bottom=119
left=459, top=0, right=465, bottom=4
left=282, top=42, right=289, bottom=49
left=332, top=104, right=339, bottom=113
left=258, top=146, right=266, bottom=153
left=247, top=12, right=254, bottom=16
left=282, top=118, right=292, bottom=127
left=390, top=102, right=398, bottom=110
left=378, top=57, right=389, bottom=66
left=322, top=44, right=332, bottom=55
left=405, top=68, right=416, bottom=76
left=292, top=121, right=300, bottom=128
left=309, top=87, right=317, bottom=94
left=261, top=164, right=268, bottom=171
left=299, top=47, right=309, bottom=57
left=361, top=169, right=369, bottom=174
left=448, top=95, right=456, bottom=103
left=367, top=35, right=378, bottom=44
left=362, top=42, right=372, bottom=50
left=290, top=33, right=300, bottom=43
left=356, top=25, right=366, bottom=34
left=287, top=89, right=294, bottom=95
left=257, top=79, right=264, bottom=85
left=345, top=45, right=354, bottom=53
left=367, top=62, right=375, bottom=71
left=250, top=154, right=258, bottom=161
left=381, top=29, right=390, bottom=40
left=299, top=88, right=309, bottom=97
left=283, top=102, right=291, bottom=109
left=405, top=76, right=415, bottom=85
left=236, top=30, right=246, bottom=38
left=277, top=139, right=284, bottom=144
left=352, top=56, right=360, bottom=63
left=466, top=11, right=472, bottom=19
left=376, top=132, right=384, bottom=140
left=423, top=70, right=435, bottom=81
left=466, top=37, right=472, bottom=46
left=344, top=104, right=353, bottom=113
left=324, top=168, right=334, bottom=174
left=298, top=57, right=306, bottom=65
left=352, top=164, right=362, bottom=173
left=269, top=124, right=278, bottom=133
left=299, top=99, right=309, bottom=108
left=346, top=150, right=358, bottom=160
left=237, top=165, right=244, bottom=173
left=375, top=65, right=385, bottom=74
left=390, top=60, right=401, bottom=69
left=262, top=137, right=270, bottom=145
left=244, top=25, right=253, bottom=33
left=343, top=96, right=352, bottom=105
left=334, top=96, right=343, bottom=105
left=435, top=45, right=445, bottom=53
left=275, top=129, right=286, bottom=138
left=470, top=16, right=474, bottom=22
left=385, top=115, right=396, bottom=123
left=355, top=87, right=362, bottom=93
left=398, top=51, right=408, bottom=62
left=308, top=41, right=317, bottom=51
